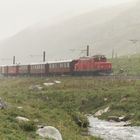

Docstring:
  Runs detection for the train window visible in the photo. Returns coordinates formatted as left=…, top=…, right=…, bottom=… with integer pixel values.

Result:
left=65, top=63, right=68, bottom=68
left=56, top=63, right=58, bottom=68
left=52, top=64, right=55, bottom=68
left=38, top=65, right=42, bottom=69
left=60, top=63, right=63, bottom=68
left=67, top=63, right=70, bottom=68
left=49, top=64, right=51, bottom=68
left=57, top=63, right=60, bottom=68
left=63, top=63, right=65, bottom=68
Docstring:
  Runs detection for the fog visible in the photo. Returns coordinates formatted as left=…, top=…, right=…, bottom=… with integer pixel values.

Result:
left=0, top=0, right=133, bottom=40
left=0, top=0, right=138, bottom=65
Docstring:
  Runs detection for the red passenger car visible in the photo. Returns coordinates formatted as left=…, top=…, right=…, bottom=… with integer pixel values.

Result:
left=0, top=55, right=112, bottom=76
left=0, top=66, right=8, bottom=76
left=48, top=60, right=72, bottom=75
left=18, top=65, right=29, bottom=75
left=7, top=65, right=18, bottom=76
left=30, top=63, right=46, bottom=76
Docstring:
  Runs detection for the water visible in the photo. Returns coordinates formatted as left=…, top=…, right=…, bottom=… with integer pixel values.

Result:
left=88, top=115, right=140, bottom=140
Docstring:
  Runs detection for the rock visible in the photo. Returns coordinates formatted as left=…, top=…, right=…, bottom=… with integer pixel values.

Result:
left=108, top=116, right=129, bottom=122
left=0, top=98, right=7, bottom=109
left=43, top=83, right=54, bottom=86
left=94, top=107, right=110, bottom=117
left=124, top=121, right=132, bottom=126
left=17, top=106, right=23, bottom=109
left=37, top=126, right=62, bottom=140
left=119, top=116, right=130, bottom=122
left=37, top=125, right=45, bottom=129
left=104, top=98, right=108, bottom=101
left=29, top=85, right=43, bottom=91
left=108, top=116, right=120, bottom=122
left=33, top=119, right=39, bottom=123
left=16, top=116, right=30, bottom=122
left=54, top=80, right=61, bottom=84
left=120, top=97, right=127, bottom=102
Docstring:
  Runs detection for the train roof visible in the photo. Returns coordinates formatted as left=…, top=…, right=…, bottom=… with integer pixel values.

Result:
left=30, top=60, right=72, bottom=65
left=0, top=60, right=73, bottom=67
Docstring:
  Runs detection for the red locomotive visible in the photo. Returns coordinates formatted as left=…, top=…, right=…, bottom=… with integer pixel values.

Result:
left=0, top=55, right=112, bottom=76
left=73, top=55, right=112, bottom=75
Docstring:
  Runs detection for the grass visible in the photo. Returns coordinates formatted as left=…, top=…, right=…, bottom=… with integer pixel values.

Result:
left=0, top=77, right=103, bottom=140
left=111, top=54, right=140, bottom=75
left=0, top=71, right=140, bottom=139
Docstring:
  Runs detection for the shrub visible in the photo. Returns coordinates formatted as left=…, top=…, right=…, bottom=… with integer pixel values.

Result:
left=72, top=112, right=89, bottom=128
left=18, top=121, right=36, bottom=132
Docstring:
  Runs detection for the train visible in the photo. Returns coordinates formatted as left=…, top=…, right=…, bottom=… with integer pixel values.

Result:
left=0, top=55, right=112, bottom=76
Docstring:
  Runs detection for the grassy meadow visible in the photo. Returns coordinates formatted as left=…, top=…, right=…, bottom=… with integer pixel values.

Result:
left=111, top=55, right=140, bottom=75
left=0, top=75, right=140, bottom=139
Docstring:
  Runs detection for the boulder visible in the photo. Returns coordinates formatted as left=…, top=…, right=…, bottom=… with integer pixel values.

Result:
left=0, top=98, right=7, bottom=109
left=108, top=116, right=120, bottom=122
left=94, top=107, right=110, bottom=117
left=104, top=98, right=108, bottom=101
left=108, top=115, right=129, bottom=122
left=16, top=116, right=30, bottom=122
left=54, top=81, right=61, bottom=84
left=37, top=126, right=62, bottom=140
left=43, top=83, right=54, bottom=87
left=17, top=106, right=23, bottom=109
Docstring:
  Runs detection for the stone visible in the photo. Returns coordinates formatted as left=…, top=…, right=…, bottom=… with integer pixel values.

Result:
left=0, top=98, right=7, bottom=109
left=120, top=97, right=127, bottom=102
left=16, top=116, right=30, bottom=122
left=119, top=116, right=130, bottom=122
left=29, top=85, right=43, bottom=91
left=43, top=83, right=54, bottom=86
left=104, top=98, right=108, bottom=101
left=17, top=106, right=23, bottom=109
left=94, top=107, right=110, bottom=117
left=108, top=116, right=120, bottom=122
left=54, top=81, right=61, bottom=84
left=124, top=121, right=132, bottom=126
left=37, top=126, right=62, bottom=140
left=33, top=119, right=39, bottom=123
left=108, top=115, right=129, bottom=122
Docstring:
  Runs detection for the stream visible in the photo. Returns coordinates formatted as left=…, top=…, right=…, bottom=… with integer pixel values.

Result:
left=88, top=115, right=140, bottom=140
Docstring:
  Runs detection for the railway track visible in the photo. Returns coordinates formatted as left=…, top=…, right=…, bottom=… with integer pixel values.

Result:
left=95, top=75, right=140, bottom=80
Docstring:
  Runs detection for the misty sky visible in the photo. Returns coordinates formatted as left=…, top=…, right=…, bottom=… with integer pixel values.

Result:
left=0, top=0, right=133, bottom=40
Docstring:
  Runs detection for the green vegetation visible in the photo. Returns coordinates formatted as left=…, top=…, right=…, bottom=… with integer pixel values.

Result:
left=0, top=74, right=140, bottom=139
left=0, top=77, right=102, bottom=140
left=111, top=55, right=140, bottom=75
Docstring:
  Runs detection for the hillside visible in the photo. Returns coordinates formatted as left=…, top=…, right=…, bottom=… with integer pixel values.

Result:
left=0, top=0, right=139, bottom=64
left=111, top=54, right=140, bottom=75
left=0, top=76, right=140, bottom=139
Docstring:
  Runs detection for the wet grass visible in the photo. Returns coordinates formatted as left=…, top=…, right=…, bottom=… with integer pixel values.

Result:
left=111, top=55, right=140, bottom=75
left=0, top=76, right=140, bottom=139
left=0, top=77, right=102, bottom=140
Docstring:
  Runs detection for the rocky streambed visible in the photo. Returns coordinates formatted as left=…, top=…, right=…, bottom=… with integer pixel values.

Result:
left=88, top=115, right=140, bottom=140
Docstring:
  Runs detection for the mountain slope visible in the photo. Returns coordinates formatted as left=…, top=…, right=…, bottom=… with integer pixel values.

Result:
left=0, top=0, right=139, bottom=64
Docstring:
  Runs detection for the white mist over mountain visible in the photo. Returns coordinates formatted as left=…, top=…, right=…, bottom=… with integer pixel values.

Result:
left=0, top=0, right=133, bottom=40
left=0, top=0, right=139, bottom=65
